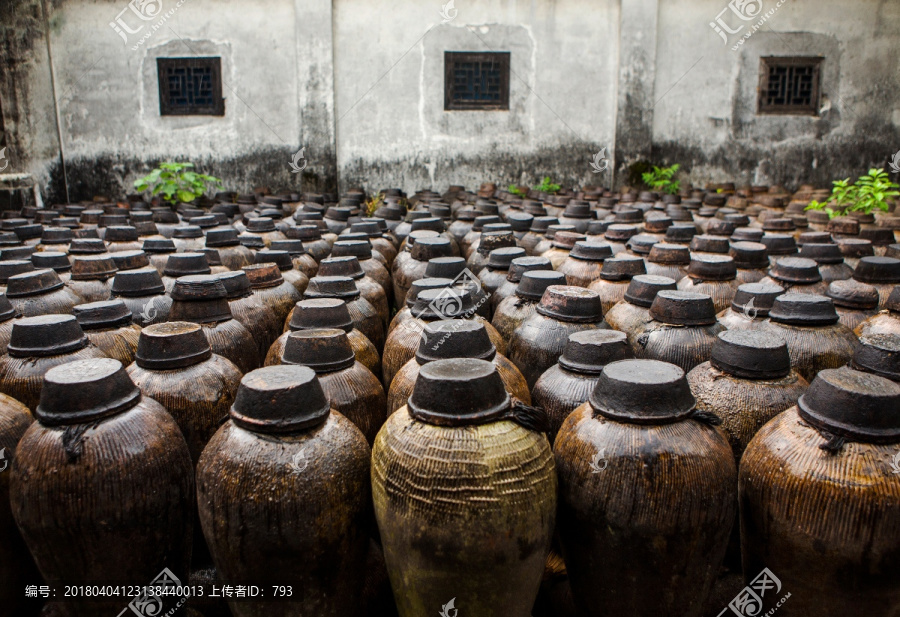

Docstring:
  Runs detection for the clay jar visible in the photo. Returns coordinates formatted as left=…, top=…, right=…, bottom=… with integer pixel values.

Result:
left=111, top=267, right=172, bottom=326
left=645, top=243, right=690, bottom=282
left=143, top=237, right=178, bottom=274
left=218, top=270, right=282, bottom=363
left=278, top=328, right=386, bottom=444
left=800, top=242, right=854, bottom=282
left=478, top=246, right=527, bottom=298
left=492, top=270, right=567, bottom=343
left=288, top=224, right=331, bottom=262
left=541, top=231, right=587, bottom=270
left=533, top=330, right=633, bottom=442
left=162, top=252, right=211, bottom=292
left=5, top=269, right=82, bottom=317
left=332, top=239, right=391, bottom=300
left=424, top=255, right=491, bottom=321
left=128, top=322, right=242, bottom=465
left=11, top=359, right=193, bottom=617
left=172, top=224, right=206, bottom=252
left=852, top=333, right=900, bottom=382
left=372, top=358, right=556, bottom=617
left=168, top=275, right=258, bottom=374
left=554, top=359, right=736, bottom=617
left=588, top=254, right=647, bottom=314
left=519, top=216, right=558, bottom=255
left=348, top=220, right=398, bottom=266
left=0, top=259, right=35, bottom=294
left=31, top=251, right=73, bottom=283
left=205, top=228, right=255, bottom=270
left=467, top=228, right=517, bottom=273
left=255, top=249, right=310, bottom=296
left=761, top=293, right=856, bottom=382
left=387, top=319, right=530, bottom=415
left=0, top=315, right=109, bottom=411
left=853, top=256, right=900, bottom=307
left=388, top=277, right=452, bottom=335
left=716, top=282, right=783, bottom=330
left=243, top=262, right=303, bottom=329
left=729, top=241, right=771, bottom=284
left=103, top=225, right=142, bottom=252
left=631, top=290, right=725, bottom=372
left=508, top=285, right=608, bottom=389
left=827, top=279, right=880, bottom=330
left=739, top=367, right=900, bottom=617
left=197, top=365, right=370, bottom=617
left=558, top=241, right=613, bottom=288
left=0, top=391, right=36, bottom=615
left=676, top=254, right=740, bottom=313
left=759, top=256, right=829, bottom=295
left=855, top=286, right=900, bottom=337
left=604, top=274, right=677, bottom=346
left=304, top=275, right=385, bottom=352
left=318, top=256, right=389, bottom=329
left=0, top=294, right=19, bottom=354
left=67, top=255, right=118, bottom=303
left=687, top=329, right=808, bottom=463
left=491, top=255, right=553, bottom=312
left=73, top=300, right=141, bottom=366
left=393, top=235, right=453, bottom=309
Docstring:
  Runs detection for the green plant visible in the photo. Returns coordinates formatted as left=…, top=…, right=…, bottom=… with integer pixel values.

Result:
left=806, top=168, right=899, bottom=218
left=533, top=177, right=561, bottom=194
left=134, top=162, right=223, bottom=205
left=641, top=164, right=681, bottom=195
left=508, top=184, right=527, bottom=197
left=365, top=192, right=385, bottom=217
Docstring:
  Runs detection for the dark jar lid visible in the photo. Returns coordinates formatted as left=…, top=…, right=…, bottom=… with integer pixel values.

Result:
left=768, top=293, right=839, bottom=326
left=768, top=257, right=823, bottom=284
left=74, top=300, right=134, bottom=329
left=318, top=256, right=364, bottom=280
left=0, top=293, right=16, bottom=322
left=110, top=250, right=150, bottom=271
left=589, top=359, right=695, bottom=424
left=169, top=275, right=233, bottom=324
left=799, top=243, right=844, bottom=265
left=643, top=215, right=673, bottom=234
left=853, top=334, right=900, bottom=383
left=528, top=216, right=558, bottom=233
left=31, top=252, right=71, bottom=272
left=415, top=319, right=496, bottom=364
left=407, top=358, right=511, bottom=427
left=230, top=365, right=332, bottom=434
left=411, top=287, right=475, bottom=320
left=164, top=253, right=211, bottom=277
left=558, top=330, right=632, bottom=374
left=797, top=231, right=833, bottom=246
left=730, top=282, right=783, bottom=317
left=729, top=241, right=770, bottom=269
left=13, top=224, right=42, bottom=240
left=648, top=243, right=690, bottom=265
left=516, top=270, right=567, bottom=301
left=536, top=285, right=603, bottom=323
left=798, top=366, right=900, bottom=443
left=104, top=226, right=139, bottom=242
left=0, top=246, right=35, bottom=261
left=270, top=239, right=308, bottom=256
left=8, top=314, right=88, bottom=357
left=172, top=225, right=204, bottom=239
left=142, top=238, right=177, bottom=253
left=40, top=227, right=74, bottom=244
left=243, top=263, right=286, bottom=289
left=761, top=233, right=798, bottom=256
left=627, top=234, right=658, bottom=255
left=650, top=290, right=717, bottom=326
left=507, top=256, right=552, bottom=283
left=487, top=247, right=526, bottom=270
left=687, top=255, right=737, bottom=281
left=859, top=227, right=895, bottom=247
left=35, top=358, right=142, bottom=426
left=604, top=224, right=639, bottom=242
left=664, top=223, right=698, bottom=243
left=289, top=298, right=353, bottom=332
left=827, top=216, right=860, bottom=235
left=332, top=240, right=373, bottom=261
left=425, top=257, right=466, bottom=280
left=599, top=254, right=646, bottom=281
left=706, top=220, right=736, bottom=237
left=551, top=231, right=587, bottom=250
left=205, top=228, right=240, bottom=247
left=411, top=236, right=453, bottom=262
left=0, top=259, right=36, bottom=283
left=853, top=256, right=900, bottom=284
left=305, top=275, right=360, bottom=300
left=239, top=234, right=266, bottom=249
left=135, top=321, right=213, bottom=370
left=710, top=329, right=791, bottom=379
left=406, top=278, right=453, bottom=307
left=731, top=227, right=764, bottom=243
left=71, top=255, right=118, bottom=280
left=624, top=274, right=677, bottom=308
left=826, top=279, right=879, bottom=310
left=762, top=218, right=796, bottom=232
left=112, top=267, right=166, bottom=297
left=282, top=328, right=356, bottom=372
left=6, top=269, right=65, bottom=297
left=690, top=235, right=730, bottom=254
left=838, top=238, right=874, bottom=258
left=569, top=241, right=613, bottom=262
left=255, top=249, right=295, bottom=272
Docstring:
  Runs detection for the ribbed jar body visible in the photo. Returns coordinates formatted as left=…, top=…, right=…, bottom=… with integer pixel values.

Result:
left=603, top=300, right=652, bottom=345
left=253, top=282, right=303, bottom=328
left=84, top=324, right=141, bottom=366
left=676, top=278, right=739, bottom=313
left=267, top=328, right=381, bottom=377
left=761, top=322, right=856, bottom=382
left=9, top=287, right=82, bottom=317
left=68, top=278, right=114, bottom=303
left=372, top=407, right=556, bottom=617
left=228, top=293, right=282, bottom=364
left=199, top=319, right=258, bottom=374
left=739, top=408, right=900, bottom=617
left=491, top=296, right=538, bottom=343
left=532, top=365, right=599, bottom=443
left=554, top=404, right=736, bottom=617
left=508, top=315, right=605, bottom=389
left=0, top=345, right=109, bottom=412
left=117, top=293, right=172, bottom=325
left=587, top=279, right=630, bottom=314
left=316, top=363, right=386, bottom=445
left=630, top=321, right=725, bottom=372
left=197, top=413, right=371, bottom=617
left=558, top=258, right=603, bottom=288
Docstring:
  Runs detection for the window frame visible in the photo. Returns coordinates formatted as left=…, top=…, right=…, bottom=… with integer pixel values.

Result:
left=757, top=56, right=823, bottom=116
left=157, top=56, right=225, bottom=117
left=444, top=51, right=511, bottom=111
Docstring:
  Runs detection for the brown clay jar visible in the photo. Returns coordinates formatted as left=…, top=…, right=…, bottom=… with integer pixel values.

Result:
left=0, top=391, right=37, bottom=615
left=348, top=220, right=398, bottom=266
left=851, top=332, right=900, bottom=382
left=631, top=290, right=725, bottom=372
left=645, top=243, right=690, bottom=282
left=533, top=329, right=632, bottom=442
left=243, top=262, right=304, bottom=329
left=255, top=249, right=310, bottom=296
left=288, top=224, right=332, bottom=262
left=604, top=274, right=677, bottom=346
left=467, top=229, right=517, bottom=273
left=388, top=277, right=453, bottom=335
left=205, top=228, right=255, bottom=270
left=423, top=255, right=492, bottom=321
left=31, top=251, right=73, bottom=283
left=0, top=259, right=35, bottom=294
left=143, top=237, right=178, bottom=274
left=11, top=358, right=193, bottom=617
left=826, top=278, right=880, bottom=330
left=491, top=255, right=553, bottom=312
left=171, top=224, right=207, bottom=252
left=676, top=254, right=740, bottom=313
left=554, top=359, right=736, bottom=617
left=759, top=256, right=829, bottom=296
left=687, top=329, right=808, bottom=464
left=800, top=242, right=854, bottom=282
left=128, top=322, right=241, bottom=465
left=588, top=254, right=647, bottom=314
left=5, top=268, right=82, bottom=317
left=387, top=319, right=529, bottom=415
left=393, top=235, right=453, bottom=309
left=716, top=282, right=783, bottom=330
left=277, top=328, right=386, bottom=444
left=162, top=252, right=212, bottom=292
left=492, top=270, right=567, bottom=344
left=269, top=239, right=320, bottom=279
left=303, top=275, right=385, bottom=352
left=0, top=293, right=19, bottom=354
left=558, top=241, right=613, bottom=288
left=854, top=285, right=900, bottom=337
left=68, top=254, right=118, bottom=302
left=373, top=358, right=556, bottom=617
left=197, top=365, right=371, bottom=617
left=168, top=275, right=258, bottom=374
left=508, top=285, right=608, bottom=389
left=111, top=266, right=172, bottom=326
left=853, top=256, right=900, bottom=307
left=478, top=246, right=527, bottom=298
left=761, top=293, right=857, bottom=382
left=519, top=216, right=559, bottom=255
left=318, top=255, right=389, bottom=329
left=73, top=300, right=141, bottom=366
left=729, top=241, right=771, bottom=284
left=739, top=367, right=900, bottom=617
left=332, top=239, right=391, bottom=301
left=541, top=230, right=586, bottom=270
left=0, top=315, right=109, bottom=411
left=218, top=270, right=282, bottom=364
left=103, top=225, right=143, bottom=252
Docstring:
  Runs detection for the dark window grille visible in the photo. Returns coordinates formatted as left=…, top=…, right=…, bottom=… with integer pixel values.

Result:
left=758, top=56, right=822, bottom=115
left=445, top=52, right=510, bottom=111
left=158, top=57, right=224, bottom=116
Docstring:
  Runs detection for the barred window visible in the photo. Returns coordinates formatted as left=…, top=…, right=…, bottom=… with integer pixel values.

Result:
left=158, top=57, right=224, bottom=116
left=444, top=52, right=510, bottom=111
left=758, top=56, right=822, bottom=115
